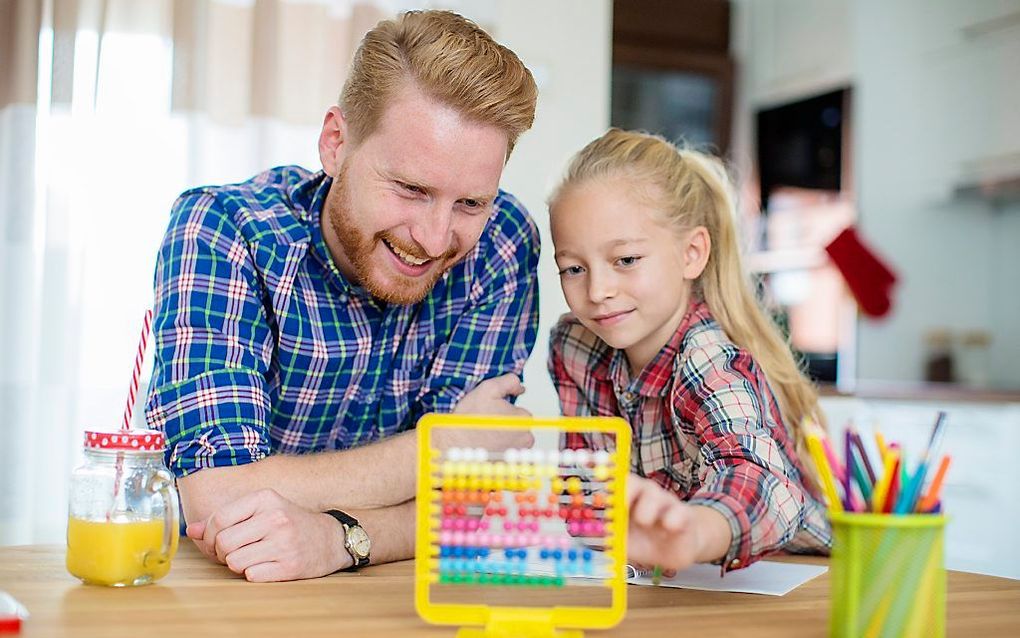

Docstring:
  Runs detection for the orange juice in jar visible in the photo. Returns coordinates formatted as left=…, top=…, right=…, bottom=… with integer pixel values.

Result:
left=66, top=429, right=179, bottom=586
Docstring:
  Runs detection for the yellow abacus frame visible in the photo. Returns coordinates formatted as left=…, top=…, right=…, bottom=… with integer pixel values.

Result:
left=415, top=414, right=631, bottom=638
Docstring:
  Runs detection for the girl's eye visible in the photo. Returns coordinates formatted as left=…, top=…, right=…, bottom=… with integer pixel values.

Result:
left=617, top=255, right=642, bottom=267
left=558, top=265, right=585, bottom=277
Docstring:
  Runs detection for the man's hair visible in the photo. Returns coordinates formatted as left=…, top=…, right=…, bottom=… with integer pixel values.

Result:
left=340, top=10, right=537, bottom=159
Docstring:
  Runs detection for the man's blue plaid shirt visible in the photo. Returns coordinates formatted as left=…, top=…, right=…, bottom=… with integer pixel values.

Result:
left=145, top=166, right=539, bottom=478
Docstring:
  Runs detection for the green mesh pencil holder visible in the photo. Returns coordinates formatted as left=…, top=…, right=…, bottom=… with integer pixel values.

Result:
left=829, top=513, right=946, bottom=638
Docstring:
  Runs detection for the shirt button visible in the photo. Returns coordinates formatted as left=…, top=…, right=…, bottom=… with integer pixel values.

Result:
left=729, top=558, right=742, bottom=569
left=622, top=391, right=636, bottom=402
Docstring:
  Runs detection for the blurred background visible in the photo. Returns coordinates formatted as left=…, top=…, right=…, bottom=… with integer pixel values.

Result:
left=1, top=0, right=1018, bottom=579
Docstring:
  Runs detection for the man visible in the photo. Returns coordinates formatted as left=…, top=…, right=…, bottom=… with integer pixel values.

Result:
left=145, top=10, right=539, bottom=582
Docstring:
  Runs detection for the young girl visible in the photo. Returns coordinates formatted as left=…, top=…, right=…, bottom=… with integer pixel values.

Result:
left=547, top=128, right=831, bottom=575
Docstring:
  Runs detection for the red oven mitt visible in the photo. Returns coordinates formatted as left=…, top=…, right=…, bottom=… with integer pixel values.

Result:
left=825, top=226, right=898, bottom=318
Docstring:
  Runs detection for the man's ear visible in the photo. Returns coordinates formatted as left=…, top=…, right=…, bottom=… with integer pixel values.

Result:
left=682, top=226, right=711, bottom=280
left=318, top=106, right=349, bottom=177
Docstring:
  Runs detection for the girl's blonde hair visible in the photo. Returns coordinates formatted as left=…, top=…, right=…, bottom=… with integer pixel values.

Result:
left=341, top=10, right=537, bottom=160
left=550, top=128, right=824, bottom=487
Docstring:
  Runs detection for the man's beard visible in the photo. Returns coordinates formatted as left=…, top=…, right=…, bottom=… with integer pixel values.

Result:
left=325, top=170, right=458, bottom=305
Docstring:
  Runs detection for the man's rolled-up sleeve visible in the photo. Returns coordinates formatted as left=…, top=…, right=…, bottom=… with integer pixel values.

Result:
left=144, top=191, right=275, bottom=478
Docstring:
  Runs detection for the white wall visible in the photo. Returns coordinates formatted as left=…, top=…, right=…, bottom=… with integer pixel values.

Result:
left=450, top=0, right=613, bottom=417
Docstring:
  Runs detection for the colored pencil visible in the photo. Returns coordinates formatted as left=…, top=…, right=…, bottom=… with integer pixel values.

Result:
left=883, top=450, right=901, bottom=514
left=849, top=427, right=877, bottom=484
left=849, top=445, right=874, bottom=507
left=872, top=449, right=900, bottom=513
left=875, top=431, right=889, bottom=461
left=917, top=456, right=952, bottom=513
left=807, top=434, right=844, bottom=513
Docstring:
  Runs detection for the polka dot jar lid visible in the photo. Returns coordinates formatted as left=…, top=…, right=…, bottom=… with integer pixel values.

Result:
left=84, top=429, right=165, bottom=451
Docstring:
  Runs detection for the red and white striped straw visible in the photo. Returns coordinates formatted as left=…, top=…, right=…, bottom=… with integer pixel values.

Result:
left=121, top=308, right=153, bottom=431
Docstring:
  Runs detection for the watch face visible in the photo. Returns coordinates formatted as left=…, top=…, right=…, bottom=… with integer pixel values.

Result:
left=347, top=526, right=371, bottom=559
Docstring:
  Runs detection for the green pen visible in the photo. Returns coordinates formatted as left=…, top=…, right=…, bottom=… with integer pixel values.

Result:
left=652, top=565, right=662, bottom=585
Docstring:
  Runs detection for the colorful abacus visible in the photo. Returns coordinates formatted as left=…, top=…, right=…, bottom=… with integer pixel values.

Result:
left=415, top=414, right=631, bottom=638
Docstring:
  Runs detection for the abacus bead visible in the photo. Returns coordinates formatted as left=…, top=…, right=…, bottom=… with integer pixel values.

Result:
left=568, top=549, right=578, bottom=561
left=575, top=450, right=591, bottom=466
left=467, top=519, right=479, bottom=532
left=503, top=521, right=513, bottom=532
left=583, top=549, right=593, bottom=561
left=505, top=448, right=519, bottom=464
left=593, top=450, right=610, bottom=466
left=566, top=476, right=582, bottom=494
left=447, top=448, right=463, bottom=462
left=561, top=449, right=576, bottom=466
left=552, top=478, right=564, bottom=493
left=479, top=520, right=490, bottom=531
left=594, top=465, right=610, bottom=482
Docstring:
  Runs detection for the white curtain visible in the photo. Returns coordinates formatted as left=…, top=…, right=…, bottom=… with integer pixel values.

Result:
left=0, top=0, right=389, bottom=545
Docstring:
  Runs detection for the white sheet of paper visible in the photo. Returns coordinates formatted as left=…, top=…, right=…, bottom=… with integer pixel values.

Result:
left=628, top=561, right=827, bottom=596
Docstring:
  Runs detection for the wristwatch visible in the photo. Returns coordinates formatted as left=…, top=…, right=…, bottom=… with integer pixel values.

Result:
left=325, top=509, right=371, bottom=571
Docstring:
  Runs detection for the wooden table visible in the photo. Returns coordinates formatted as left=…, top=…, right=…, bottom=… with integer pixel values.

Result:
left=2, top=544, right=1018, bottom=636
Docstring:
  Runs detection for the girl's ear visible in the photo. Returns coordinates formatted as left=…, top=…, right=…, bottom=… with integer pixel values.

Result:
left=682, top=226, right=711, bottom=280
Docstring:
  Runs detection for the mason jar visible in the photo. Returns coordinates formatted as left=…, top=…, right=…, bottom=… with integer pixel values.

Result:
left=66, top=429, right=179, bottom=586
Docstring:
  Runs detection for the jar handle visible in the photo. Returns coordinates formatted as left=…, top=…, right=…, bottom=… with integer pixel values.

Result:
left=149, top=472, right=180, bottom=565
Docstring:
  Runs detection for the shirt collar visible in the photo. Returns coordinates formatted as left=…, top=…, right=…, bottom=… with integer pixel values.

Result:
left=608, top=299, right=714, bottom=398
left=289, top=170, right=361, bottom=300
